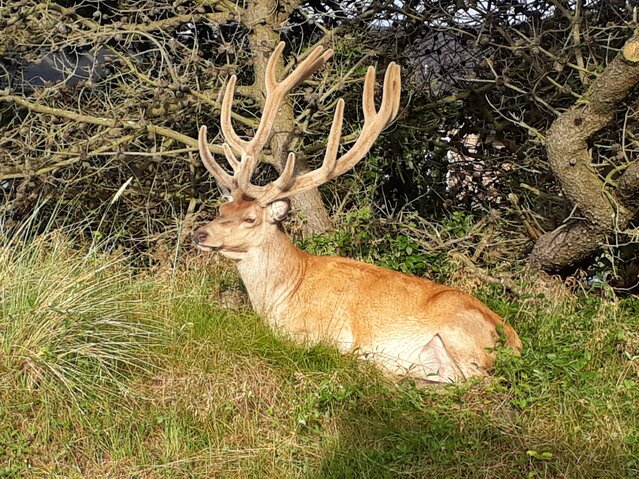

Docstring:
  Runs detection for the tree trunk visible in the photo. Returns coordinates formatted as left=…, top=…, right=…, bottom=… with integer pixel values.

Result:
left=241, top=0, right=332, bottom=236
left=529, top=34, right=639, bottom=272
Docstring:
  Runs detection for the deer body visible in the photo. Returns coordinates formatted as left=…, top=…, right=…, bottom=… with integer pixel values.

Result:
left=280, top=254, right=519, bottom=379
left=197, top=196, right=521, bottom=382
left=193, top=42, right=521, bottom=383
left=255, top=252, right=519, bottom=381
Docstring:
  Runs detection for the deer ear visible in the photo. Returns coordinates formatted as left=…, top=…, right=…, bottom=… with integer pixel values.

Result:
left=267, top=199, right=290, bottom=223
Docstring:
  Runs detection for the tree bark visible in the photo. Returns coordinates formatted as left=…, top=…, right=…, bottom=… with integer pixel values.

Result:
left=618, top=160, right=639, bottom=211
left=529, top=33, right=639, bottom=272
left=528, top=221, right=607, bottom=272
left=241, top=0, right=332, bottom=236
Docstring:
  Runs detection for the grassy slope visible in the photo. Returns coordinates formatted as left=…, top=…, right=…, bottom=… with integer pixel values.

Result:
left=1, top=233, right=638, bottom=478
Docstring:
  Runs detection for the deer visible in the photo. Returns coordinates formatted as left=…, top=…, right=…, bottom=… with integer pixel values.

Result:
left=193, top=42, right=522, bottom=383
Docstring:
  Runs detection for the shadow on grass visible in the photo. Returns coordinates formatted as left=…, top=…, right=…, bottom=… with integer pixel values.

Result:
left=308, top=380, right=529, bottom=478
left=307, top=357, right=637, bottom=479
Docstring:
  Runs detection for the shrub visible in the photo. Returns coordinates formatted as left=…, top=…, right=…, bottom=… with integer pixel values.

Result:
left=0, top=220, right=161, bottom=405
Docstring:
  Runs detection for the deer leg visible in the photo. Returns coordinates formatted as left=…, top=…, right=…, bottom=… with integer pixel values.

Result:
left=417, top=334, right=465, bottom=383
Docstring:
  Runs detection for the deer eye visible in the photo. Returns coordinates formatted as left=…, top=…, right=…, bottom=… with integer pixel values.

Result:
left=243, top=216, right=256, bottom=224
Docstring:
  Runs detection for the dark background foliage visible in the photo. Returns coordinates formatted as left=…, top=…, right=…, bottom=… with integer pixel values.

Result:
left=1, top=0, right=638, bottom=290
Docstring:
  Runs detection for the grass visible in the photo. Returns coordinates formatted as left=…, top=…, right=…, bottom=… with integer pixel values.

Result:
left=1, top=225, right=639, bottom=478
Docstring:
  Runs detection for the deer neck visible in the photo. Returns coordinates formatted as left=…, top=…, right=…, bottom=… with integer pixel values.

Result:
left=236, top=228, right=306, bottom=318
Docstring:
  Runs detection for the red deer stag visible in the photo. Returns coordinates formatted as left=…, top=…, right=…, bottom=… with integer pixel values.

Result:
left=193, top=42, right=521, bottom=383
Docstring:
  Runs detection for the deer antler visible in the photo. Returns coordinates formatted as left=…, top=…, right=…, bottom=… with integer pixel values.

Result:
left=199, top=42, right=401, bottom=205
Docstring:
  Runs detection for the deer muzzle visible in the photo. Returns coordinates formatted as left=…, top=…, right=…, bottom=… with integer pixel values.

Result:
left=192, top=227, right=220, bottom=251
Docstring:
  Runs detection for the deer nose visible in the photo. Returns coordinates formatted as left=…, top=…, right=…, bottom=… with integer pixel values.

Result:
left=193, top=228, right=209, bottom=245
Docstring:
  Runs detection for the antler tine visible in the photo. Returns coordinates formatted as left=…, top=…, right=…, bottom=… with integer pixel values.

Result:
left=362, top=66, right=377, bottom=121
left=248, top=43, right=333, bottom=157
left=232, top=152, right=297, bottom=202
left=220, top=75, right=245, bottom=154
left=254, top=63, right=401, bottom=204
left=389, top=64, right=401, bottom=119
left=198, top=126, right=235, bottom=193
left=265, top=41, right=286, bottom=93
left=234, top=151, right=297, bottom=206
left=253, top=99, right=345, bottom=206
left=322, top=98, right=345, bottom=173
left=207, top=43, right=400, bottom=208
left=272, top=152, right=297, bottom=190
left=204, top=42, right=336, bottom=202
left=329, top=62, right=400, bottom=173
left=380, top=62, right=401, bottom=119
left=266, top=42, right=333, bottom=94
left=222, top=143, right=240, bottom=172
left=237, top=154, right=260, bottom=196
left=279, top=44, right=334, bottom=92
left=220, top=43, right=333, bottom=160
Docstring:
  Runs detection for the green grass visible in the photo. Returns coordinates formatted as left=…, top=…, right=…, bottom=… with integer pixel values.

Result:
left=1, top=229, right=638, bottom=478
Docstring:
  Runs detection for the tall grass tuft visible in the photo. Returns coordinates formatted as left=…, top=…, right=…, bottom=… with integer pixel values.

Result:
left=0, top=215, right=161, bottom=405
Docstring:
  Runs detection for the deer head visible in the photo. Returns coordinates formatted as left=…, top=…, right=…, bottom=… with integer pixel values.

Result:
left=193, top=42, right=401, bottom=258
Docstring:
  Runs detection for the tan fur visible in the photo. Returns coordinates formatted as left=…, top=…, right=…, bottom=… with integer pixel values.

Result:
left=193, top=197, right=522, bottom=383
